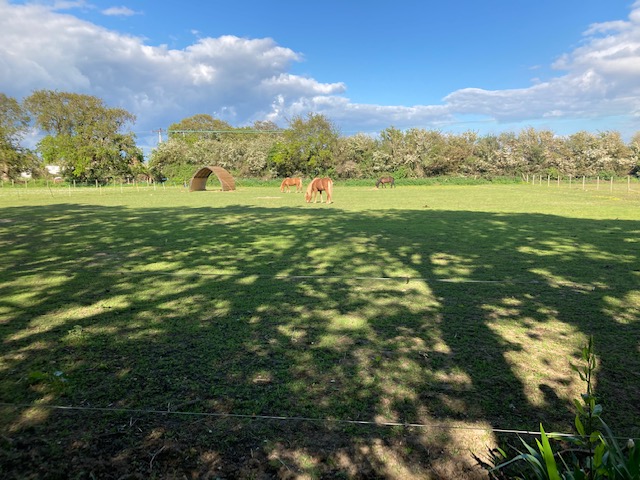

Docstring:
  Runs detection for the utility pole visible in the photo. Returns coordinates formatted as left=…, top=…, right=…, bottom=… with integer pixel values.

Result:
left=152, top=128, right=164, bottom=144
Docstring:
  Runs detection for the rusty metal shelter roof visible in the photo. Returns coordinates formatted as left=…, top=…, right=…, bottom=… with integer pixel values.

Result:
left=189, top=166, right=236, bottom=192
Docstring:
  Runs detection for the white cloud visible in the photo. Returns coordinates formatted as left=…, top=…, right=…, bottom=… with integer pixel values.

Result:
left=102, top=6, right=139, bottom=17
left=0, top=1, right=326, bottom=133
left=443, top=3, right=640, bottom=128
left=1, top=0, right=640, bottom=144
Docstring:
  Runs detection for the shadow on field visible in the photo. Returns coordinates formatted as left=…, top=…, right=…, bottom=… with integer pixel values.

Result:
left=0, top=203, right=638, bottom=478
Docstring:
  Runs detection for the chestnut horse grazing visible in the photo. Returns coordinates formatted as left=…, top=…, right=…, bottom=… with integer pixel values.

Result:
left=305, top=177, right=333, bottom=204
left=280, top=177, right=303, bottom=193
left=376, top=176, right=395, bottom=188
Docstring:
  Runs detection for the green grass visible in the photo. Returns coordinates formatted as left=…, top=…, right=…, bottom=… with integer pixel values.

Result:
left=0, top=182, right=638, bottom=478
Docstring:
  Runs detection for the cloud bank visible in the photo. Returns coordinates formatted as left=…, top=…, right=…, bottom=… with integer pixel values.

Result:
left=2, top=0, right=640, bottom=146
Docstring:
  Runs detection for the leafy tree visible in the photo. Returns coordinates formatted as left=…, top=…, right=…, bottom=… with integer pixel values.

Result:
left=25, top=90, right=140, bottom=183
left=168, top=114, right=233, bottom=143
left=334, top=133, right=377, bottom=178
left=516, top=128, right=555, bottom=174
left=269, top=113, right=339, bottom=177
left=629, top=132, right=640, bottom=177
left=442, top=130, right=478, bottom=175
left=251, top=120, right=280, bottom=131
left=406, top=129, right=446, bottom=177
left=472, top=134, right=502, bottom=175
left=0, top=93, right=38, bottom=180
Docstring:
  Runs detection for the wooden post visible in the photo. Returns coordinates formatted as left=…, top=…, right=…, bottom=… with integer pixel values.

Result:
left=597, top=176, right=599, bottom=190
left=629, top=176, right=631, bottom=192
left=547, top=174, right=550, bottom=187
left=582, top=176, right=585, bottom=190
left=610, top=176, right=614, bottom=192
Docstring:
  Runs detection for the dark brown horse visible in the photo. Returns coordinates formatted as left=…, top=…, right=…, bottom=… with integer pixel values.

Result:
left=280, top=177, right=303, bottom=193
left=376, top=176, right=395, bottom=188
left=305, top=177, right=333, bottom=204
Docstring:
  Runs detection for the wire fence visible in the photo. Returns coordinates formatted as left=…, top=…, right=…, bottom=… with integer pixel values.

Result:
left=2, top=175, right=639, bottom=196
left=524, top=174, right=639, bottom=193
left=1, top=402, right=638, bottom=441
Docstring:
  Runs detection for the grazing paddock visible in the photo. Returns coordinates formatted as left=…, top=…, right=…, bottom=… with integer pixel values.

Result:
left=0, top=183, right=638, bottom=479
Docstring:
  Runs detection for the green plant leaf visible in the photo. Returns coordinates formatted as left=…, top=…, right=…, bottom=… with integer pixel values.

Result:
left=575, top=415, right=585, bottom=436
left=539, top=425, right=561, bottom=480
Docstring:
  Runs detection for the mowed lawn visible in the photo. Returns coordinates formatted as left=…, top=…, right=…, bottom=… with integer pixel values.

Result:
left=1, top=182, right=639, bottom=479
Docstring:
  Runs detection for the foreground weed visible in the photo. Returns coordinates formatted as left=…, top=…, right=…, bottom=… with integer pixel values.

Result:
left=481, top=337, right=640, bottom=479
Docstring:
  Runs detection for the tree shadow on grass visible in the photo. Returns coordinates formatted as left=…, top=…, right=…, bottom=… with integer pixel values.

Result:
left=0, top=203, right=638, bottom=478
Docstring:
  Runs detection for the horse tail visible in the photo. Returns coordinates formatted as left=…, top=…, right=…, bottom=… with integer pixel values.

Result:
left=325, top=178, right=333, bottom=203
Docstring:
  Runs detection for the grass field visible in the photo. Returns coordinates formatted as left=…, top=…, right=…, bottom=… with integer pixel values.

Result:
left=1, top=181, right=639, bottom=478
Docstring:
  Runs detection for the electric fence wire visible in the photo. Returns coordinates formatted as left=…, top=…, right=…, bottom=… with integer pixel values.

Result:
left=4, top=401, right=638, bottom=441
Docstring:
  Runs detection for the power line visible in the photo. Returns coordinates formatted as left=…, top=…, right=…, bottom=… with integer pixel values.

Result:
left=151, top=128, right=165, bottom=144
left=167, top=129, right=283, bottom=136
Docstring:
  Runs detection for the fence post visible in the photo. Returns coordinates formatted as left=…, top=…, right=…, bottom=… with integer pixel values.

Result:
left=596, top=177, right=599, bottom=190
left=629, top=176, right=631, bottom=192
left=610, top=176, right=614, bottom=192
left=582, top=176, right=585, bottom=190
left=547, top=174, right=550, bottom=187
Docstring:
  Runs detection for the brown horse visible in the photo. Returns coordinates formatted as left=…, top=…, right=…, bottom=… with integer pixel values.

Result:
left=376, top=176, right=395, bottom=188
left=305, top=177, right=333, bottom=204
left=280, top=177, right=303, bottom=193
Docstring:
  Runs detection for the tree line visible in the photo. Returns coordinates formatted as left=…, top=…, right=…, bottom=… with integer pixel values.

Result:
left=1, top=91, right=142, bottom=183
left=2, top=91, right=640, bottom=183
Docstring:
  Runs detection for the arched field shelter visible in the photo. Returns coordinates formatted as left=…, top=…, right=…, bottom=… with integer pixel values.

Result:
left=189, top=166, right=236, bottom=192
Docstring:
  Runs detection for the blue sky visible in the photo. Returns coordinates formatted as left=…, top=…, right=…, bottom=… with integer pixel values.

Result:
left=1, top=0, right=639, bottom=153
